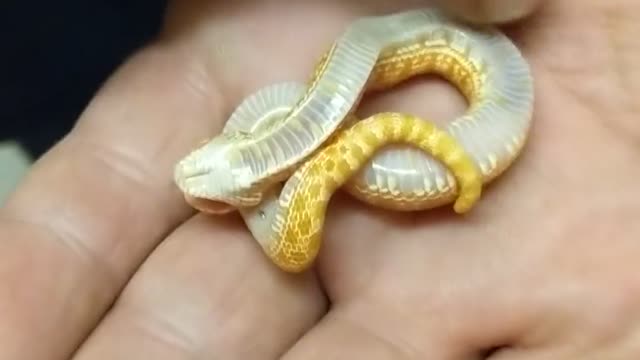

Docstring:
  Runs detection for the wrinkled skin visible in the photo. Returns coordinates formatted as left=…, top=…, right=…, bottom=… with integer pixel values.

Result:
left=1, top=0, right=639, bottom=359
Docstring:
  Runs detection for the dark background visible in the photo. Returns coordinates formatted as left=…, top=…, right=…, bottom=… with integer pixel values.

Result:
left=0, top=1, right=167, bottom=159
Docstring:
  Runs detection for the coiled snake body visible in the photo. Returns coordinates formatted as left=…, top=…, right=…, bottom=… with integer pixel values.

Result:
left=174, top=8, right=534, bottom=272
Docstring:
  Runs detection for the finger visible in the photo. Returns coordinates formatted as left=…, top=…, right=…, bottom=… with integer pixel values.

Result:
left=0, top=1, right=351, bottom=357
left=72, top=214, right=326, bottom=359
left=280, top=196, right=533, bottom=360
left=281, top=306, right=488, bottom=360
left=0, top=28, right=233, bottom=360
left=433, top=0, right=543, bottom=23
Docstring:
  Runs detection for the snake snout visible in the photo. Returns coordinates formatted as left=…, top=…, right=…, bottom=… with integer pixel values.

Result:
left=175, top=161, right=238, bottom=214
left=175, top=160, right=204, bottom=180
left=173, top=159, right=210, bottom=194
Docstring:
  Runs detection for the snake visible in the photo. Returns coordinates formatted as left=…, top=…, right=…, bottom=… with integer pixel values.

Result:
left=173, top=8, right=534, bottom=272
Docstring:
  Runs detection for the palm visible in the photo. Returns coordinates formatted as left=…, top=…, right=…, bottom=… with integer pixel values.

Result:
left=311, top=1, right=640, bottom=357
left=2, top=0, right=639, bottom=359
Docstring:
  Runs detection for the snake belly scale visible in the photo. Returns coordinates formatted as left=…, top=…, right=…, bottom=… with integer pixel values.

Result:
left=173, top=8, right=534, bottom=272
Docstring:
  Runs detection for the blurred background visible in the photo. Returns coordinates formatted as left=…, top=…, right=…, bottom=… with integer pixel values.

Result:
left=0, top=0, right=167, bottom=203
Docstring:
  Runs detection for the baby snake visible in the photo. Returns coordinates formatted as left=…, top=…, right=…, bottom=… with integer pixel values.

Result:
left=173, top=8, right=534, bottom=272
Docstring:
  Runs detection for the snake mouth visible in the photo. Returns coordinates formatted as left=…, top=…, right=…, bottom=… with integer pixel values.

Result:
left=184, top=195, right=236, bottom=215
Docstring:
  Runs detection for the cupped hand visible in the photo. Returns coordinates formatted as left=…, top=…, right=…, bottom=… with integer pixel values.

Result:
left=2, top=0, right=639, bottom=359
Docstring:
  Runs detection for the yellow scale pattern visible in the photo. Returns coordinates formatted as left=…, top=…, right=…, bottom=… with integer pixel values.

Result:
left=346, top=44, right=485, bottom=210
left=267, top=113, right=482, bottom=272
left=260, top=40, right=487, bottom=272
left=367, top=44, right=481, bottom=103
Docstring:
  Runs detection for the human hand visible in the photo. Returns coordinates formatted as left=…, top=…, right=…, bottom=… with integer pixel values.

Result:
left=2, top=0, right=639, bottom=359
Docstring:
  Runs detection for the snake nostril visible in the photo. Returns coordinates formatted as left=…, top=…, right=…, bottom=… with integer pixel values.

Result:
left=176, top=160, right=203, bottom=179
left=174, top=161, right=204, bottom=191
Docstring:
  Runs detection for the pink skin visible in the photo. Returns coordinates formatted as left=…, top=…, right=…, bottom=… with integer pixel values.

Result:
left=1, top=0, right=640, bottom=359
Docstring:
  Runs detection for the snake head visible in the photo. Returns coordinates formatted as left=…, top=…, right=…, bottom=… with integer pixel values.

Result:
left=173, top=134, right=262, bottom=213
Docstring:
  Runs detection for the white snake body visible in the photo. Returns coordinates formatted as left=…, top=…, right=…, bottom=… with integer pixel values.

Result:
left=218, top=8, right=533, bottom=211
left=173, top=8, right=534, bottom=271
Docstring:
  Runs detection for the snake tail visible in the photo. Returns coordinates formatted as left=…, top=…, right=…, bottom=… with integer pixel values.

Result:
left=266, top=113, right=482, bottom=272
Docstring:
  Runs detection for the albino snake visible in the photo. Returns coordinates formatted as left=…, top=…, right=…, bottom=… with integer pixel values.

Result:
left=173, top=8, right=534, bottom=272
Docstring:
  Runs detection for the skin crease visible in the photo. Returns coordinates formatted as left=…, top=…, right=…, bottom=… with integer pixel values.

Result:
left=0, top=0, right=639, bottom=359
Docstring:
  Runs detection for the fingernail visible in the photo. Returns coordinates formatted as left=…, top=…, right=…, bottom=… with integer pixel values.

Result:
left=437, top=0, right=541, bottom=24
left=480, top=0, right=540, bottom=23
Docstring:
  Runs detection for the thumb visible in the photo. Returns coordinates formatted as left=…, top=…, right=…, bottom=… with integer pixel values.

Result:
left=433, top=0, right=543, bottom=23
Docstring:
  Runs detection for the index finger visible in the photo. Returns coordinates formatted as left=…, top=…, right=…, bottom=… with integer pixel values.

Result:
left=0, top=39, right=234, bottom=359
left=433, top=0, right=544, bottom=23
